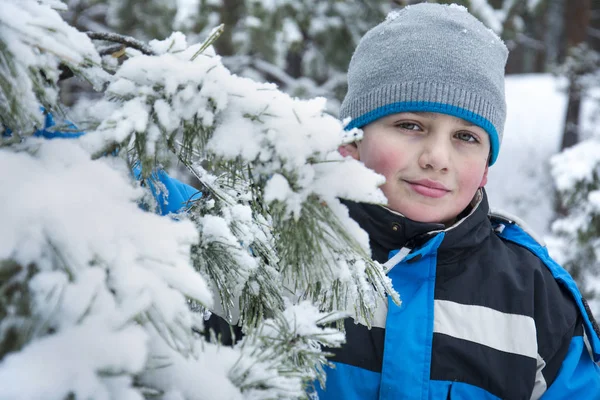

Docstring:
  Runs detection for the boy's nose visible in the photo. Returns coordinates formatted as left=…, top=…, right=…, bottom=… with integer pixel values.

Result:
left=418, top=134, right=451, bottom=172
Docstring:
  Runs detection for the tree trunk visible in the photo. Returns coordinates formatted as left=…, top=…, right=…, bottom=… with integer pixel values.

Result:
left=561, top=0, right=592, bottom=151
left=214, top=0, right=245, bottom=56
left=565, top=0, right=592, bottom=47
left=561, top=81, right=583, bottom=149
left=544, top=0, right=566, bottom=66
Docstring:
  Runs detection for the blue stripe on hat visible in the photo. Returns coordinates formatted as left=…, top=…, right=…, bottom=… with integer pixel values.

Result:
left=344, top=101, right=500, bottom=166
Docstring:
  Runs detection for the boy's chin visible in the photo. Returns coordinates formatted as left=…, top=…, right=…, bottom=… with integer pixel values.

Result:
left=390, top=203, right=457, bottom=226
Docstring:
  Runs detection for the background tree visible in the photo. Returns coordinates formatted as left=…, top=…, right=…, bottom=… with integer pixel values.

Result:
left=548, top=1, right=600, bottom=306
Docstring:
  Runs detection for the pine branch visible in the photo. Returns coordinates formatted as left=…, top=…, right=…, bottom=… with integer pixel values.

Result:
left=190, top=24, right=224, bottom=61
left=99, top=44, right=126, bottom=57
left=0, top=260, right=37, bottom=360
left=231, top=303, right=346, bottom=399
left=86, top=31, right=155, bottom=56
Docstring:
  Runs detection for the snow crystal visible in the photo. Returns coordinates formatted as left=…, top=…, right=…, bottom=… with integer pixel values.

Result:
left=283, top=18, right=302, bottom=43
left=208, top=117, right=263, bottom=161
left=0, top=1, right=101, bottom=67
left=230, top=204, right=253, bottom=223
left=448, top=4, right=468, bottom=12
left=149, top=31, right=188, bottom=54
left=264, top=301, right=345, bottom=341
left=256, top=0, right=276, bottom=12
left=139, top=329, right=243, bottom=400
left=551, top=140, right=600, bottom=192
left=468, top=0, right=503, bottom=35
left=40, top=0, right=68, bottom=10
left=154, top=98, right=179, bottom=132
left=0, top=0, right=108, bottom=132
left=0, top=137, right=213, bottom=317
left=0, top=320, right=148, bottom=399
left=385, top=9, right=403, bottom=22
left=588, top=190, right=600, bottom=212
left=201, top=215, right=238, bottom=243
left=527, top=0, right=543, bottom=11
left=245, top=15, right=262, bottom=28
left=264, top=173, right=296, bottom=210
left=174, top=0, right=200, bottom=30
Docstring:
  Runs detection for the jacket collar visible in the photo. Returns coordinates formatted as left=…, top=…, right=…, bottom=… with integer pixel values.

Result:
left=342, top=189, right=492, bottom=263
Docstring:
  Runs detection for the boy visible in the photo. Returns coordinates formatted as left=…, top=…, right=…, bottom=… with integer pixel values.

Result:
left=316, top=3, right=600, bottom=399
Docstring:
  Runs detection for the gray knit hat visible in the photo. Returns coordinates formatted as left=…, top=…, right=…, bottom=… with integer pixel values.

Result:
left=340, top=3, right=508, bottom=165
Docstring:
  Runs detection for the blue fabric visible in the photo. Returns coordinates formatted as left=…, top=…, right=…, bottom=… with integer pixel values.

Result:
left=497, top=223, right=600, bottom=362
left=313, top=362, right=381, bottom=400
left=132, top=165, right=201, bottom=215
left=497, top=222, right=600, bottom=398
left=314, top=233, right=445, bottom=400
left=445, top=381, right=501, bottom=399
left=34, top=112, right=86, bottom=139
left=539, top=336, right=600, bottom=399
left=429, top=380, right=500, bottom=399
left=344, top=101, right=500, bottom=165
left=3, top=110, right=85, bottom=139
left=316, top=222, right=600, bottom=399
left=379, top=233, right=445, bottom=400
left=428, top=380, right=453, bottom=399
left=10, top=111, right=201, bottom=216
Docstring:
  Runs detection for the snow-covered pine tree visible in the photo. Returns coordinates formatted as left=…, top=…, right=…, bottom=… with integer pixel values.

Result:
left=170, top=0, right=392, bottom=114
left=548, top=46, right=600, bottom=311
left=0, top=0, right=398, bottom=398
left=228, top=0, right=391, bottom=109
left=550, top=136, right=600, bottom=310
left=105, top=0, right=197, bottom=41
left=54, top=0, right=391, bottom=116
left=427, top=0, right=545, bottom=41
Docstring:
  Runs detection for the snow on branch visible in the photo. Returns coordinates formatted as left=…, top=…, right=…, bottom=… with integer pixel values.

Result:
left=0, top=139, right=210, bottom=397
left=1, top=4, right=398, bottom=396
left=0, top=0, right=109, bottom=135
left=86, top=31, right=156, bottom=56
left=81, top=31, right=396, bottom=328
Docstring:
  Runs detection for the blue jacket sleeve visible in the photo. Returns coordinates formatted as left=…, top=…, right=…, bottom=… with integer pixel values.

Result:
left=132, top=166, right=202, bottom=215
left=540, top=329, right=600, bottom=399
left=494, top=222, right=600, bottom=399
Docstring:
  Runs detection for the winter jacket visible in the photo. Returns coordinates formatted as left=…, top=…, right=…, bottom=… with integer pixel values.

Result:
left=314, top=190, right=600, bottom=400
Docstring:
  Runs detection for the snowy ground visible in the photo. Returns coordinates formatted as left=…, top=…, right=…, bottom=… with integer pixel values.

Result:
left=487, top=74, right=600, bottom=312
left=487, top=73, right=597, bottom=239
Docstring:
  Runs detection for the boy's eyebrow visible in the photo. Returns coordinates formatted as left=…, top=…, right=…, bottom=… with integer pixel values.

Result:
left=411, top=112, right=477, bottom=127
left=455, top=118, right=476, bottom=127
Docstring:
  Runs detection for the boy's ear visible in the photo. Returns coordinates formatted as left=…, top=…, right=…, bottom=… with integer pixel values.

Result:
left=338, top=143, right=360, bottom=160
left=479, top=164, right=489, bottom=187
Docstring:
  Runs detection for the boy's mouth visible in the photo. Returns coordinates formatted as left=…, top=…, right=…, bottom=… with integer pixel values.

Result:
left=404, top=179, right=450, bottom=198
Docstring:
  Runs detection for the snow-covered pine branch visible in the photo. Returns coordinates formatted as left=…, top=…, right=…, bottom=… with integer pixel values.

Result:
left=549, top=138, right=600, bottom=305
left=547, top=45, right=600, bottom=310
left=1, top=1, right=399, bottom=398
left=0, top=0, right=109, bottom=137
left=0, top=139, right=211, bottom=398
left=82, top=30, right=398, bottom=327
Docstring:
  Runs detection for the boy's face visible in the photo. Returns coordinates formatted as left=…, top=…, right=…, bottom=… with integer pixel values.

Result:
left=342, top=112, right=490, bottom=225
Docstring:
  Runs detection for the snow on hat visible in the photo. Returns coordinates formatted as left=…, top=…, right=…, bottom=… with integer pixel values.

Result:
left=340, top=3, right=508, bottom=165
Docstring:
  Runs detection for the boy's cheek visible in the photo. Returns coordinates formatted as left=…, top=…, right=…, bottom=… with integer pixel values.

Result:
left=479, top=165, right=489, bottom=187
left=364, top=154, right=400, bottom=180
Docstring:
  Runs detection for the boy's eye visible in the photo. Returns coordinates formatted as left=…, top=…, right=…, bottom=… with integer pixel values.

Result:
left=395, top=122, right=421, bottom=131
left=455, top=131, right=479, bottom=143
